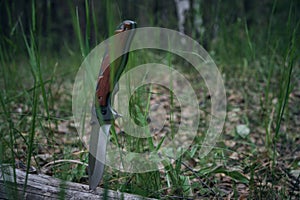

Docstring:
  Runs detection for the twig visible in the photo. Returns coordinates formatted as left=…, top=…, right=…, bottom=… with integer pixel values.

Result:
left=41, top=159, right=88, bottom=173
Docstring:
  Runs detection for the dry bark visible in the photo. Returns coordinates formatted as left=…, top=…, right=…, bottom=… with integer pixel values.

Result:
left=0, top=166, right=154, bottom=200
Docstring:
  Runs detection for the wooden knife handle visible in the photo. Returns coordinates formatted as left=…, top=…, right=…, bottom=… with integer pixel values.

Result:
left=96, top=20, right=137, bottom=107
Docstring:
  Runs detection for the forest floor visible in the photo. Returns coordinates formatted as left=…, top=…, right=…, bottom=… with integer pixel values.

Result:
left=5, top=53, right=299, bottom=199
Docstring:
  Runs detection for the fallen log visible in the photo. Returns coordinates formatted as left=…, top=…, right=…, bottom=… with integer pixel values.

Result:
left=0, top=166, right=154, bottom=200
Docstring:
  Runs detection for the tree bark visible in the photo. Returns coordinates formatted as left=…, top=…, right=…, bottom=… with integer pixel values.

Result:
left=0, top=166, right=155, bottom=200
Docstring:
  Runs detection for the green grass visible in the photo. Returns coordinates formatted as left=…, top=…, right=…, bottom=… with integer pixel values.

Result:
left=0, top=0, right=299, bottom=199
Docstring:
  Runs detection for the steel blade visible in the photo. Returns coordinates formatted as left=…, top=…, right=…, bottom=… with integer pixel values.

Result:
left=88, top=107, right=111, bottom=190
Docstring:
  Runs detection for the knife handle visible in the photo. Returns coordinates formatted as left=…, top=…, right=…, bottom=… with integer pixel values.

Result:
left=95, top=20, right=136, bottom=120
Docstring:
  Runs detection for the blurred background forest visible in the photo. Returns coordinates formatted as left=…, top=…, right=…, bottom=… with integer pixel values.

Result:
left=1, top=0, right=299, bottom=57
left=0, top=0, right=300, bottom=199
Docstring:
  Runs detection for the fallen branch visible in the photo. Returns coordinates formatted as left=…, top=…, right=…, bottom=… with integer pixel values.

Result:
left=0, top=166, right=155, bottom=200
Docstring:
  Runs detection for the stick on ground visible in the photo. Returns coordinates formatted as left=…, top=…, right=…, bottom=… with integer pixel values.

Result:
left=0, top=166, right=155, bottom=200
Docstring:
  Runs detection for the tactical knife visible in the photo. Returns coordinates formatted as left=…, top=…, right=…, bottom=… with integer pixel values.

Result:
left=88, top=20, right=137, bottom=190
